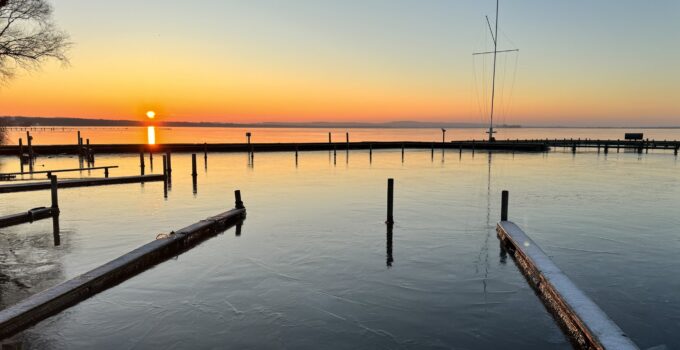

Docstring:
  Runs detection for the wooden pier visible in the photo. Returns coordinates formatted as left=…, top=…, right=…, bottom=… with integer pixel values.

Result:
left=0, top=192, right=246, bottom=340
left=0, top=166, right=118, bottom=179
left=0, top=141, right=548, bottom=156
left=497, top=192, right=638, bottom=349
left=0, top=174, right=164, bottom=194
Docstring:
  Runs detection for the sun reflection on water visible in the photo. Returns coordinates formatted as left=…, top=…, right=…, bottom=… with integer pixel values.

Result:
left=147, top=126, right=156, bottom=145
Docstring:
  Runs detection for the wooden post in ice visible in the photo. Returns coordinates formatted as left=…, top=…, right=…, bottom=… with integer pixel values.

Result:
left=191, top=154, right=197, bottom=177
left=501, top=190, right=509, bottom=221
left=165, top=152, right=172, bottom=175
left=26, top=131, right=33, bottom=160
left=77, top=131, right=82, bottom=155
left=139, top=152, right=145, bottom=175
left=50, top=175, right=59, bottom=210
left=235, top=190, right=245, bottom=209
left=386, top=178, right=394, bottom=224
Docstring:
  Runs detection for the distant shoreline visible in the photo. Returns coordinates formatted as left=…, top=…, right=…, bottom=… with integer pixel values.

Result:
left=1, top=116, right=678, bottom=129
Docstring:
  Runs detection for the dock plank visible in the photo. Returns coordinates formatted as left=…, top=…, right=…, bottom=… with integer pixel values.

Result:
left=497, top=221, right=638, bottom=349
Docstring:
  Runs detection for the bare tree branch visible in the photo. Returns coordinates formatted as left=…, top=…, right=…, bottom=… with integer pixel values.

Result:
left=0, top=0, right=71, bottom=81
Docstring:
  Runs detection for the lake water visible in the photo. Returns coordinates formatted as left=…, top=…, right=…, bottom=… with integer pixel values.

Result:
left=0, top=147, right=678, bottom=349
left=5, top=126, right=680, bottom=145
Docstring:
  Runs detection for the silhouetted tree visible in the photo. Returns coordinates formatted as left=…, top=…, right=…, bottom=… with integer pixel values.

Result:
left=0, top=0, right=70, bottom=81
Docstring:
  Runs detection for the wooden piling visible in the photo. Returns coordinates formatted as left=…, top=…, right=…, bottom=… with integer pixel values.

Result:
left=50, top=175, right=59, bottom=209
left=235, top=190, right=244, bottom=209
left=191, top=154, right=197, bottom=176
left=501, top=190, right=509, bottom=221
left=18, top=138, right=23, bottom=157
left=77, top=131, right=82, bottom=155
left=386, top=178, right=394, bottom=224
left=26, top=131, right=33, bottom=160
left=165, top=152, right=172, bottom=175
left=346, top=132, right=349, bottom=150
left=369, top=144, right=373, bottom=162
left=139, top=152, right=145, bottom=175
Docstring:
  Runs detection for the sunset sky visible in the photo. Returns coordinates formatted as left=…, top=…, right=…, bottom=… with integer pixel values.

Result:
left=1, top=0, right=678, bottom=126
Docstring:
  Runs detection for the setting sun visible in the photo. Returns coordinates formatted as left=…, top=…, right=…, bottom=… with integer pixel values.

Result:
left=146, top=111, right=156, bottom=119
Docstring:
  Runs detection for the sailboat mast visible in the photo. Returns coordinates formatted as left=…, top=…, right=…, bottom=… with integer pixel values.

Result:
left=488, top=0, right=500, bottom=142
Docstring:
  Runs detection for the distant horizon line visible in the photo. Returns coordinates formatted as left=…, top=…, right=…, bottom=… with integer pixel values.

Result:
left=1, top=116, right=679, bottom=130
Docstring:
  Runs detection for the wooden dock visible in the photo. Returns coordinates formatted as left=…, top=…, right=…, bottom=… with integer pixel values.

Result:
left=0, top=193, right=246, bottom=340
left=0, top=166, right=119, bottom=178
left=0, top=141, right=549, bottom=156
left=497, top=218, right=638, bottom=349
left=0, top=174, right=164, bottom=194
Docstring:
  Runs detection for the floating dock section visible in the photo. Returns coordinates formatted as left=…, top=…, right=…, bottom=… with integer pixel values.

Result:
left=0, top=193, right=246, bottom=340
left=497, top=221, right=638, bottom=349
left=0, top=207, right=57, bottom=229
left=0, top=174, right=164, bottom=194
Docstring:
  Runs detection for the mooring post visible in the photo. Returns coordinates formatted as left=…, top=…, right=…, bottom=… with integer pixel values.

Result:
left=104, top=168, right=109, bottom=178
left=50, top=175, right=59, bottom=210
left=572, top=144, right=577, bottom=154
left=18, top=138, right=23, bottom=157
left=149, top=151, right=153, bottom=169
left=675, top=146, right=679, bottom=156
left=191, top=153, right=197, bottom=177
left=26, top=131, right=33, bottom=160
left=346, top=132, right=349, bottom=151
left=77, top=131, right=82, bottom=155
left=369, top=144, right=373, bottom=162
left=386, top=178, right=394, bottom=224
left=604, top=144, right=609, bottom=155
left=204, top=142, right=208, bottom=162
left=166, top=152, right=172, bottom=175
left=431, top=143, right=434, bottom=160
left=501, top=190, right=509, bottom=221
left=235, top=190, right=244, bottom=209
left=139, top=152, right=145, bottom=175
left=328, top=132, right=332, bottom=146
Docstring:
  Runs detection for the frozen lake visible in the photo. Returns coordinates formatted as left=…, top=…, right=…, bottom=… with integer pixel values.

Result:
left=0, top=148, right=678, bottom=349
